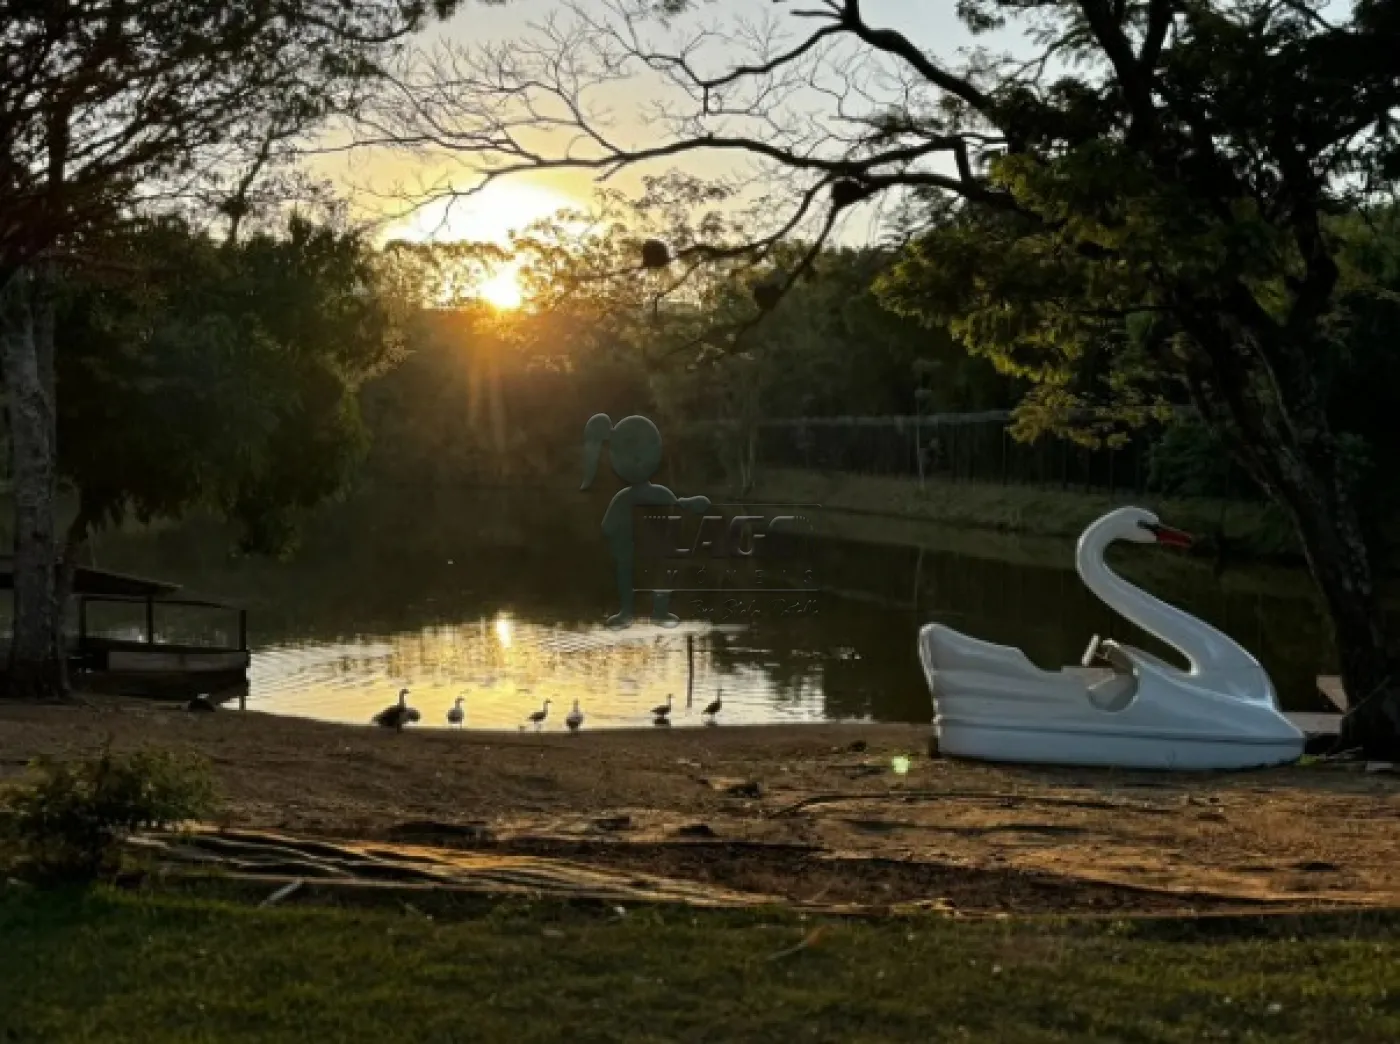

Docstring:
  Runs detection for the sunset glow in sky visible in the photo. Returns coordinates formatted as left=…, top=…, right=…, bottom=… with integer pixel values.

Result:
left=384, top=182, right=579, bottom=247
left=382, top=182, right=576, bottom=306
left=320, top=0, right=988, bottom=256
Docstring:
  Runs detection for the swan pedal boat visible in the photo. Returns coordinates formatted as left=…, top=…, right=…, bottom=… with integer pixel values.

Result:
left=918, top=506, right=1305, bottom=771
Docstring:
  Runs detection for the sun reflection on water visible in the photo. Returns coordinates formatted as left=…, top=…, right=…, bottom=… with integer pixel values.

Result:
left=247, top=618, right=826, bottom=731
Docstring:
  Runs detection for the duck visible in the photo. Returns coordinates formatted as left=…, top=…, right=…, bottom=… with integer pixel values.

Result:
left=650, top=693, right=673, bottom=722
left=566, top=699, right=584, bottom=733
left=447, top=696, right=465, bottom=728
left=527, top=699, right=552, bottom=730
left=701, top=688, right=723, bottom=724
left=373, top=688, right=420, bottom=731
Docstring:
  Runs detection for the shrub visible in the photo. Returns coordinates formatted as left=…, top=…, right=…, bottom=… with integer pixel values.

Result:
left=1148, top=417, right=1374, bottom=511
left=2, top=746, right=216, bottom=882
left=1145, top=421, right=1238, bottom=499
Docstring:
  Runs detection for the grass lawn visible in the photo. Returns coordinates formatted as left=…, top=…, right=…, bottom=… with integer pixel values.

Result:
left=744, top=468, right=1300, bottom=558
left=2, top=885, right=1397, bottom=1043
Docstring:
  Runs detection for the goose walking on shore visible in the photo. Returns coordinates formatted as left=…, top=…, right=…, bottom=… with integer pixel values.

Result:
left=527, top=699, right=552, bottom=731
left=566, top=700, right=584, bottom=733
left=447, top=697, right=466, bottom=728
left=702, top=688, right=723, bottom=725
left=373, top=688, right=420, bottom=731
left=650, top=693, right=673, bottom=722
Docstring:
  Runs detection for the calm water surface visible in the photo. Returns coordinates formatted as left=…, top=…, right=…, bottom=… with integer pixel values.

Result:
left=81, top=488, right=1357, bottom=729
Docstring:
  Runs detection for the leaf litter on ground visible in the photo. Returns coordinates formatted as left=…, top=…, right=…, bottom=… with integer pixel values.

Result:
left=766, top=926, right=828, bottom=962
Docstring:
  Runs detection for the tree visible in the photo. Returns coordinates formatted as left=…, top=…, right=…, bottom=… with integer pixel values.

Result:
left=56, top=215, right=407, bottom=585
left=1325, top=204, right=1400, bottom=563
left=645, top=243, right=1013, bottom=488
left=368, top=0, right=1400, bottom=755
left=0, top=0, right=467, bottom=697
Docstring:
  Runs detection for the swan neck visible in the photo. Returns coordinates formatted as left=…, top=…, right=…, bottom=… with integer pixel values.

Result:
left=1077, top=526, right=1246, bottom=675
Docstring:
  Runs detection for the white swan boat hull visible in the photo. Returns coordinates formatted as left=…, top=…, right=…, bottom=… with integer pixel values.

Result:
left=931, top=713, right=1304, bottom=772
left=917, top=506, right=1309, bottom=772
left=921, top=625, right=1305, bottom=771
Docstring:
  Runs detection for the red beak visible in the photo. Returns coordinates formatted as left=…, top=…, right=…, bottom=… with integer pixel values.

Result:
left=1143, top=521, right=1194, bottom=549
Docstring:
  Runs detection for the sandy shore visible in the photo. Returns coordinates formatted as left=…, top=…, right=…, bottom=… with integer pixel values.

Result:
left=3, top=697, right=1397, bottom=914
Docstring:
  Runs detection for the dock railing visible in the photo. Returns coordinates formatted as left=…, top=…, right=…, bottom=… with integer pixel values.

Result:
left=75, top=593, right=248, bottom=653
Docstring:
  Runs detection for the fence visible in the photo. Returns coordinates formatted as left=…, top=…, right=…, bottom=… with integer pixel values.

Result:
left=679, top=412, right=1262, bottom=500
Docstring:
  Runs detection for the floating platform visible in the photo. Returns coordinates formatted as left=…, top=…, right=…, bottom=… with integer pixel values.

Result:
left=1, top=560, right=249, bottom=699
left=75, top=637, right=250, bottom=701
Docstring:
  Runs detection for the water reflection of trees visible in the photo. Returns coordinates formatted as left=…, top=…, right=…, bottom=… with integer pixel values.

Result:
left=92, top=490, right=615, bottom=642
left=817, top=536, right=1343, bottom=712
left=87, top=488, right=1351, bottom=717
left=695, top=609, right=928, bottom=723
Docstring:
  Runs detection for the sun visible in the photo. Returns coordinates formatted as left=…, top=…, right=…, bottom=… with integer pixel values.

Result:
left=383, top=181, right=586, bottom=311
left=479, top=264, right=524, bottom=310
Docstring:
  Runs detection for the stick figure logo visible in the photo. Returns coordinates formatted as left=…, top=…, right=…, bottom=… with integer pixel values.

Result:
left=580, top=413, right=710, bottom=629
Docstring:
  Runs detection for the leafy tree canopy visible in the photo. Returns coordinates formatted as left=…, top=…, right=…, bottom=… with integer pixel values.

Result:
left=361, top=0, right=1400, bottom=751
left=57, top=215, right=408, bottom=556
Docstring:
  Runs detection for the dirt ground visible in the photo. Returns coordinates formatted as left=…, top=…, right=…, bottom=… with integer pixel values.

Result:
left=3, top=697, right=1397, bottom=915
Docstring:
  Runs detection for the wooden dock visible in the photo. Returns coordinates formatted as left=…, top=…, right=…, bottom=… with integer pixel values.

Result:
left=1, top=561, right=250, bottom=699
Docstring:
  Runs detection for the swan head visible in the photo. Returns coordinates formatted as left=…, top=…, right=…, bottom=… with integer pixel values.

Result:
left=1088, top=507, right=1194, bottom=549
left=399, top=687, right=410, bottom=702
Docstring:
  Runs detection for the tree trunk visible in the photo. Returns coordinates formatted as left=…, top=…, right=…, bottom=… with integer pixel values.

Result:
left=1259, top=411, right=1400, bottom=756
left=1242, top=422, right=1396, bottom=755
left=56, top=495, right=99, bottom=631
left=1, top=266, right=67, bottom=700
left=1179, top=310, right=1400, bottom=759
left=1283, top=483, right=1399, bottom=757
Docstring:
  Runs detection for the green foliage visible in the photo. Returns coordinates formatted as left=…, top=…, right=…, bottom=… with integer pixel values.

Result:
left=1145, top=421, right=1237, bottom=499
left=878, top=168, right=1183, bottom=449
left=647, top=243, right=1014, bottom=484
left=876, top=2, right=1400, bottom=473
left=3, top=748, right=216, bottom=882
left=1, top=1, right=469, bottom=275
left=359, top=216, right=1016, bottom=489
left=1326, top=206, right=1400, bottom=548
left=1148, top=415, right=1376, bottom=526
left=57, top=215, right=408, bottom=556
left=376, top=239, right=508, bottom=310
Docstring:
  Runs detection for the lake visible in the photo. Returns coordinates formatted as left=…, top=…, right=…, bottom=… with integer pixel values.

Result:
left=71, top=486, right=1357, bottom=729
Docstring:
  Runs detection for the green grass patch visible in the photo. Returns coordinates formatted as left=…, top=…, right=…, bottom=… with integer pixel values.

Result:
left=744, top=468, right=1302, bottom=560
left=2, top=885, right=1397, bottom=1043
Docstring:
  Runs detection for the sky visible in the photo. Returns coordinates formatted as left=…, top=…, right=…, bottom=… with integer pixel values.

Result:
left=315, top=1, right=1003, bottom=248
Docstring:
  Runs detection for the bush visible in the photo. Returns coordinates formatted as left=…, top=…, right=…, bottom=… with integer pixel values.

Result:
left=2, top=747, right=216, bottom=882
left=1147, top=417, right=1374, bottom=506
left=1145, top=421, right=1239, bottom=499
